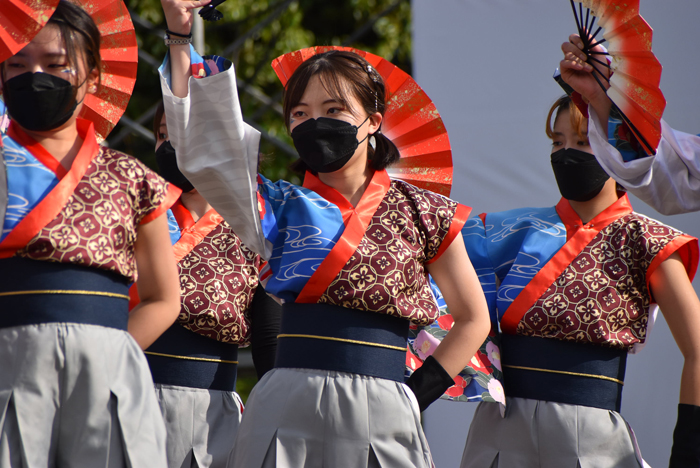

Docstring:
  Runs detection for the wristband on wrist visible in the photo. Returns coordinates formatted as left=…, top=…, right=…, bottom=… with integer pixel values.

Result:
left=405, top=355, right=454, bottom=412
left=165, top=29, right=192, bottom=38
left=669, top=403, right=700, bottom=467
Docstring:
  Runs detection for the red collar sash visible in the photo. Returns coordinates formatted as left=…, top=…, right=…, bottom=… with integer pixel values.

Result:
left=0, top=119, right=100, bottom=258
left=295, top=169, right=391, bottom=303
left=500, top=194, right=634, bottom=334
left=172, top=206, right=223, bottom=263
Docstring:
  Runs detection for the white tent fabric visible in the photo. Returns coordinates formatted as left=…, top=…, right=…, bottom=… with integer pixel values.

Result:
left=413, top=1, right=700, bottom=466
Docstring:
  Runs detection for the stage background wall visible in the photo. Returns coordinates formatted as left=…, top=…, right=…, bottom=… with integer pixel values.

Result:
left=412, top=1, right=700, bottom=466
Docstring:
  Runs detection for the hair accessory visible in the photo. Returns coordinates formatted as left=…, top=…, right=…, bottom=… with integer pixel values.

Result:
left=366, top=65, right=379, bottom=83
left=165, top=29, right=192, bottom=39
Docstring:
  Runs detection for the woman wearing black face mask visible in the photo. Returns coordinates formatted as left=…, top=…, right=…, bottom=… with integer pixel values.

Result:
left=0, top=1, right=181, bottom=465
left=133, top=103, right=280, bottom=468
left=156, top=0, right=491, bottom=466
left=458, top=95, right=700, bottom=467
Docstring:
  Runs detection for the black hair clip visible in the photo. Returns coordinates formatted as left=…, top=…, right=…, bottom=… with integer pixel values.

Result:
left=199, top=0, right=229, bottom=21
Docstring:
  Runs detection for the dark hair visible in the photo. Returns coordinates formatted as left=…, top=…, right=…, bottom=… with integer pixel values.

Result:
left=1, top=0, right=102, bottom=99
left=283, top=50, right=400, bottom=174
left=545, top=94, right=587, bottom=141
left=153, top=100, right=165, bottom=140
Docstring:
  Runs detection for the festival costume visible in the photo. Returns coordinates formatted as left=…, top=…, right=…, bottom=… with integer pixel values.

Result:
left=132, top=202, right=276, bottom=468
left=159, top=49, right=470, bottom=467
left=459, top=194, right=698, bottom=467
left=0, top=119, right=179, bottom=467
left=588, top=106, right=700, bottom=215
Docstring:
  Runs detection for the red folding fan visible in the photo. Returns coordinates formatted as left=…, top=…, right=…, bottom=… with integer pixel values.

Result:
left=569, top=0, right=665, bottom=155
left=75, top=0, right=138, bottom=142
left=0, top=0, right=60, bottom=63
left=271, top=46, right=454, bottom=197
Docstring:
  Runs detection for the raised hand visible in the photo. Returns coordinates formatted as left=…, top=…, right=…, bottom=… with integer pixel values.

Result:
left=161, top=0, right=211, bottom=36
left=560, top=34, right=611, bottom=119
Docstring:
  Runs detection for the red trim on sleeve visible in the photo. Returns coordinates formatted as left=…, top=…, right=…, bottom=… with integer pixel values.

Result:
left=140, top=184, right=182, bottom=224
left=478, top=212, right=487, bottom=225
left=427, top=203, right=472, bottom=265
left=646, top=235, right=699, bottom=300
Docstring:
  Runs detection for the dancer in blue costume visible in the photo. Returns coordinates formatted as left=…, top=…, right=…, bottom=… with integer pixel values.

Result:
left=156, top=0, right=491, bottom=465
left=137, top=103, right=280, bottom=468
left=460, top=95, right=700, bottom=467
left=0, top=1, right=180, bottom=465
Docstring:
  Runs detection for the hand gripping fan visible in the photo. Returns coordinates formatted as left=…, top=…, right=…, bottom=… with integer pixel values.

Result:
left=570, top=0, right=666, bottom=155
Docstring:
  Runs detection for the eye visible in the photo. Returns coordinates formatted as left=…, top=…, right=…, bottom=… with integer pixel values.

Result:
left=577, top=140, right=590, bottom=147
left=158, top=132, right=168, bottom=140
left=551, top=140, right=562, bottom=147
left=291, top=110, right=305, bottom=118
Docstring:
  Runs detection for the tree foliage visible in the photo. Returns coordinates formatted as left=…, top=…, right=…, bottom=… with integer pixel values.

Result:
left=115, top=0, right=411, bottom=184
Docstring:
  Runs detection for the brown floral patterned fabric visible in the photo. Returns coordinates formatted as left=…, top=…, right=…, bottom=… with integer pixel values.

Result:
left=319, top=180, right=460, bottom=326
left=18, top=147, right=172, bottom=282
left=518, top=213, right=688, bottom=348
left=177, top=220, right=261, bottom=344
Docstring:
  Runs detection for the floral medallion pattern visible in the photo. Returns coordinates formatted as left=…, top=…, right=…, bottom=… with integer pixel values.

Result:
left=319, top=180, right=459, bottom=325
left=177, top=219, right=261, bottom=345
left=518, top=213, right=686, bottom=348
left=18, top=148, right=171, bottom=281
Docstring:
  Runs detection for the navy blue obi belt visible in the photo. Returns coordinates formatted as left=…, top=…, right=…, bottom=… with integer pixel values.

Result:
left=146, top=323, right=239, bottom=392
left=501, top=334, right=627, bottom=412
left=275, top=302, right=409, bottom=382
left=0, top=257, right=129, bottom=330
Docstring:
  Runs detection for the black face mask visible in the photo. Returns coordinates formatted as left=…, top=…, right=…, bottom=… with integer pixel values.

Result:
left=551, top=148, right=611, bottom=202
left=155, top=141, right=195, bottom=193
left=291, top=116, right=370, bottom=173
left=3, top=72, right=78, bottom=131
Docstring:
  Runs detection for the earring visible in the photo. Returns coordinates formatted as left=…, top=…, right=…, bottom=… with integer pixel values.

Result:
left=369, top=135, right=376, bottom=149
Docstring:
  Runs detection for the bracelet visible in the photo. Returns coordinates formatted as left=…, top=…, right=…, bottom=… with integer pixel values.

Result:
left=164, top=35, right=193, bottom=46
left=165, top=29, right=192, bottom=38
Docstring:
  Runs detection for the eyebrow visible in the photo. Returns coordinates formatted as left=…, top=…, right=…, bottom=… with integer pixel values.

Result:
left=13, top=51, right=67, bottom=59
left=294, top=99, right=341, bottom=108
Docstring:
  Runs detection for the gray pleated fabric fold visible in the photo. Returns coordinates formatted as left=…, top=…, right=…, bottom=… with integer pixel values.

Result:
left=229, top=368, right=433, bottom=468
left=0, top=323, right=168, bottom=467
left=155, top=384, right=243, bottom=468
left=461, top=397, right=646, bottom=468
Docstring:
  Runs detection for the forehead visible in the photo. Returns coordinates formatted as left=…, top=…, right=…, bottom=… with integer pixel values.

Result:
left=553, top=108, right=588, bottom=133
left=16, top=24, right=65, bottom=57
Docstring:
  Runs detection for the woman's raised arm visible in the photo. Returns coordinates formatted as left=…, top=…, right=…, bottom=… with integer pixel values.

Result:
left=158, top=0, right=268, bottom=257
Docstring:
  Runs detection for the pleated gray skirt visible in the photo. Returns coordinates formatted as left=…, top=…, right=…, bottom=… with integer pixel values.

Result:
left=461, top=397, right=648, bottom=468
left=0, top=323, right=168, bottom=468
left=229, top=368, right=433, bottom=468
left=155, top=384, right=243, bottom=468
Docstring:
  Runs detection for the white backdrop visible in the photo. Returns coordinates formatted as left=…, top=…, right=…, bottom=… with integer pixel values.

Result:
left=412, top=1, right=700, bottom=466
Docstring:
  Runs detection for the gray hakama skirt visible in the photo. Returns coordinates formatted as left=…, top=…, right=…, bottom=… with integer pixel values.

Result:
left=0, top=323, right=168, bottom=467
left=229, top=367, right=433, bottom=468
left=460, top=397, right=646, bottom=468
left=155, top=385, right=243, bottom=468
